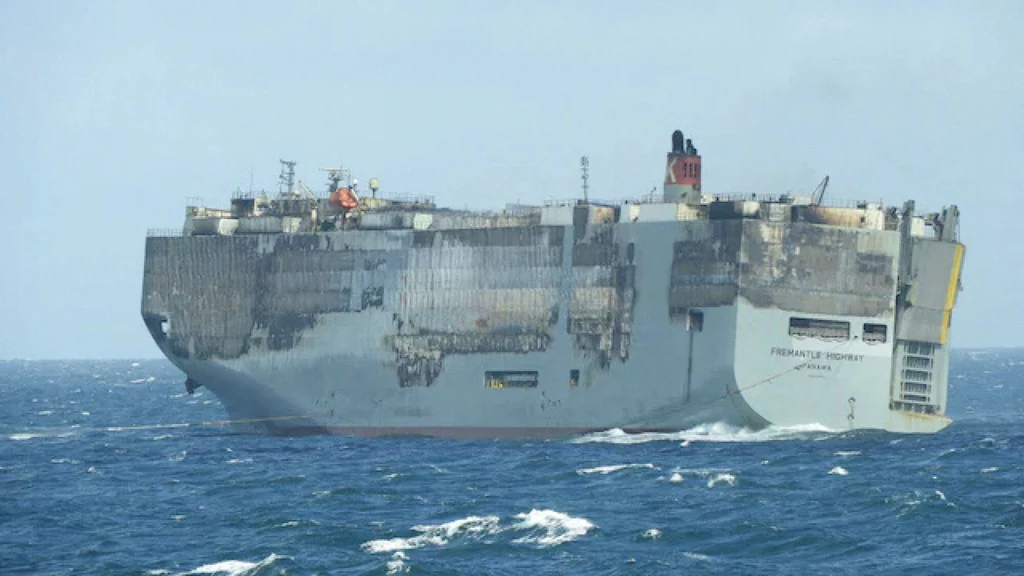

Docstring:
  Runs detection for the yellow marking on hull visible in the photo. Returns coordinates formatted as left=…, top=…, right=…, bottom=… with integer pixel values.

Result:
left=887, top=408, right=952, bottom=434
left=940, top=243, right=965, bottom=344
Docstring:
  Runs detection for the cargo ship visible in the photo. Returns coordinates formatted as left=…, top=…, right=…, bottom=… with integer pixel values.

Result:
left=141, top=130, right=965, bottom=436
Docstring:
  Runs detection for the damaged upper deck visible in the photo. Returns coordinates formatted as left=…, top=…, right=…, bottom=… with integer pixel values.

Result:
left=144, top=130, right=962, bottom=386
left=179, top=131, right=957, bottom=243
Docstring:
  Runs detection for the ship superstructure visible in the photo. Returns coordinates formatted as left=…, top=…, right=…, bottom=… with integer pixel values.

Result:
left=142, top=130, right=965, bottom=436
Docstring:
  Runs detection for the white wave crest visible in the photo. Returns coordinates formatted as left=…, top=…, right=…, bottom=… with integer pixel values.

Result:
left=834, top=451, right=861, bottom=457
left=671, top=467, right=733, bottom=483
left=684, top=551, right=713, bottom=562
left=9, top=430, right=76, bottom=441
left=576, top=463, right=655, bottom=475
left=511, top=509, right=595, bottom=547
left=175, top=553, right=286, bottom=575
left=362, top=515, right=501, bottom=553
left=981, top=467, right=999, bottom=473
left=642, top=528, right=661, bottom=539
left=828, top=466, right=849, bottom=476
left=386, top=551, right=409, bottom=575
left=706, top=473, right=737, bottom=488
left=363, top=510, right=594, bottom=555
left=571, top=422, right=836, bottom=445
left=275, top=519, right=317, bottom=529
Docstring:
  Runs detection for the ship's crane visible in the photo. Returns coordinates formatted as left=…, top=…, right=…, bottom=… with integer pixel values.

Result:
left=297, top=179, right=316, bottom=199
left=811, top=175, right=830, bottom=205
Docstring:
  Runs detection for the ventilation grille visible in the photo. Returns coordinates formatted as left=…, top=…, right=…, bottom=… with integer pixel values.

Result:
left=893, top=341, right=937, bottom=413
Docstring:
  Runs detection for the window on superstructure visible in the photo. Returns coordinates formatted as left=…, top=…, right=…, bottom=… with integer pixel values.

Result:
left=863, top=323, right=887, bottom=344
left=485, top=371, right=539, bottom=389
left=789, top=317, right=850, bottom=340
left=687, top=309, right=704, bottom=332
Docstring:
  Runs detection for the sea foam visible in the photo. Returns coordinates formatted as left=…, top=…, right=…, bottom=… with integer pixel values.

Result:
left=362, top=515, right=502, bottom=553
left=175, top=553, right=286, bottom=575
left=362, top=509, right=594, bottom=554
left=576, top=463, right=655, bottom=475
left=706, top=473, right=737, bottom=488
left=385, top=551, right=409, bottom=575
left=571, top=422, right=836, bottom=445
left=511, top=509, right=595, bottom=547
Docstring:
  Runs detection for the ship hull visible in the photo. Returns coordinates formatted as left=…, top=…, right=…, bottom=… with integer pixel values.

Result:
left=156, top=303, right=759, bottom=437
left=143, top=213, right=961, bottom=437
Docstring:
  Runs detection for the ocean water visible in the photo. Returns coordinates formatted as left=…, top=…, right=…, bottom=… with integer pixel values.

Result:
left=1, top=350, right=1022, bottom=575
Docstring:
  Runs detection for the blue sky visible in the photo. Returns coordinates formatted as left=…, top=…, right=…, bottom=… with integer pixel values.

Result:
left=1, top=1, right=1021, bottom=358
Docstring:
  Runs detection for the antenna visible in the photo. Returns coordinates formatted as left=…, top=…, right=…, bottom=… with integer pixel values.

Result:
left=279, top=159, right=297, bottom=195
left=580, top=156, right=590, bottom=203
left=320, top=167, right=350, bottom=194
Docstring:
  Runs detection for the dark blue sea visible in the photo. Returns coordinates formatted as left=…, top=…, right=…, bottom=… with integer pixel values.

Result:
left=1, top=351, right=1022, bottom=575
